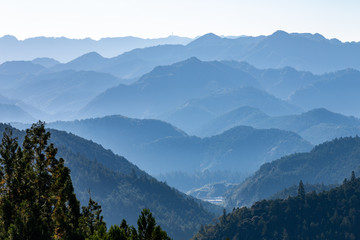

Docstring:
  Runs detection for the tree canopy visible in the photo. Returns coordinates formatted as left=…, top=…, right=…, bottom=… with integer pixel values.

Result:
left=0, top=121, right=170, bottom=240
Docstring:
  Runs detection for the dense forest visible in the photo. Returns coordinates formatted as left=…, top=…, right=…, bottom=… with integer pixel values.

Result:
left=194, top=174, right=360, bottom=240
left=0, top=122, right=171, bottom=239
left=0, top=123, right=217, bottom=239
left=225, top=136, right=360, bottom=207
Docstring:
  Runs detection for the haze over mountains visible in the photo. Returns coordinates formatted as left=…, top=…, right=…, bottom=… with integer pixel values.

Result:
left=224, top=136, right=360, bottom=208
left=2, top=31, right=360, bottom=123
left=1, top=30, right=360, bottom=239
left=0, top=123, right=217, bottom=239
left=45, top=30, right=360, bottom=79
left=47, top=115, right=312, bottom=177
left=79, top=58, right=262, bottom=119
left=196, top=108, right=360, bottom=145
left=0, top=35, right=192, bottom=63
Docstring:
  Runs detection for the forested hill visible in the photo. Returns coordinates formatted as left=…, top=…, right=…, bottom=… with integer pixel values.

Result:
left=0, top=123, right=218, bottom=239
left=193, top=174, right=360, bottom=240
left=225, top=136, right=360, bottom=208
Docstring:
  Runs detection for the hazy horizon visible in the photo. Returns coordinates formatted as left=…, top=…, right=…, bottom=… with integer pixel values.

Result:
left=2, top=30, right=359, bottom=44
left=1, top=0, right=360, bottom=42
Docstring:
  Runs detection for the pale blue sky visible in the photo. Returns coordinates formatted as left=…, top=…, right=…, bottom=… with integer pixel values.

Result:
left=1, top=0, right=359, bottom=41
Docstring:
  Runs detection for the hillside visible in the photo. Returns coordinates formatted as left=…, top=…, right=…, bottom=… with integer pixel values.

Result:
left=0, top=60, right=45, bottom=76
left=0, top=103, right=35, bottom=123
left=0, top=94, right=48, bottom=121
left=222, top=61, right=318, bottom=99
left=44, top=31, right=360, bottom=80
left=80, top=58, right=260, bottom=119
left=224, top=136, right=360, bottom=208
left=196, top=108, right=360, bottom=145
left=55, top=44, right=189, bottom=79
left=1, top=69, right=122, bottom=118
left=290, top=69, right=360, bottom=117
left=0, top=123, right=217, bottom=239
left=48, top=117, right=312, bottom=181
left=194, top=106, right=270, bottom=137
left=269, top=183, right=338, bottom=200
left=31, top=57, right=60, bottom=68
left=0, top=34, right=192, bottom=63
left=193, top=174, right=360, bottom=240
left=164, top=87, right=302, bottom=133
left=48, top=115, right=187, bottom=155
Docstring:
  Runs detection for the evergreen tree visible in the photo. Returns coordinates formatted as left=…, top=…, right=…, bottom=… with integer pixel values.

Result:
left=80, top=195, right=106, bottom=238
left=137, top=209, right=170, bottom=240
left=0, top=122, right=171, bottom=240
left=351, top=171, right=356, bottom=182
left=297, top=180, right=305, bottom=199
left=0, top=122, right=84, bottom=239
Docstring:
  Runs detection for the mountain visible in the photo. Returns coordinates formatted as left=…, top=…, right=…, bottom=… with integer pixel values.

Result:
left=222, top=61, right=318, bottom=99
left=47, top=31, right=360, bottom=80
left=52, top=52, right=109, bottom=72
left=47, top=115, right=187, bottom=155
left=0, top=94, right=49, bottom=121
left=194, top=106, right=270, bottom=137
left=2, top=70, right=122, bottom=119
left=0, top=123, right=217, bottom=240
left=32, top=57, right=60, bottom=68
left=196, top=108, right=360, bottom=145
left=224, top=136, right=360, bottom=208
left=290, top=68, right=360, bottom=117
left=240, top=30, right=360, bottom=73
left=164, top=87, right=303, bottom=133
left=0, top=61, right=48, bottom=91
left=80, top=58, right=261, bottom=119
left=54, top=45, right=189, bottom=79
left=259, top=108, right=360, bottom=144
left=0, top=35, right=192, bottom=63
left=0, top=60, right=45, bottom=77
left=49, top=116, right=312, bottom=180
left=193, top=175, right=360, bottom=240
left=0, top=103, right=35, bottom=123
left=141, top=126, right=311, bottom=174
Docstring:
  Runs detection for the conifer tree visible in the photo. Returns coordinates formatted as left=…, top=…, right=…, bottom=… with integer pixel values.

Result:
left=297, top=180, right=305, bottom=200
left=0, top=122, right=85, bottom=239
left=0, top=122, right=171, bottom=240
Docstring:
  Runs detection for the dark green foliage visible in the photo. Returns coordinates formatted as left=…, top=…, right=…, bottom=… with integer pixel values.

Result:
left=269, top=183, right=337, bottom=200
left=193, top=174, right=360, bottom=240
left=225, top=136, right=360, bottom=207
left=1, top=123, right=215, bottom=239
left=0, top=122, right=172, bottom=240
left=297, top=180, right=305, bottom=199
left=0, top=122, right=83, bottom=239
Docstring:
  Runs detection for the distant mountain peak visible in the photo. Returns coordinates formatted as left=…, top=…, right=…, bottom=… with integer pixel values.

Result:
left=294, top=32, right=327, bottom=42
left=77, top=51, right=104, bottom=60
left=159, top=57, right=204, bottom=70
left=200, top=33, right=221, bottom=39
left=0, top=60, right=45, bottom=75
left=58, top=51, right=108, bottom=70
left=141, top=57, right=203, bottom=77
left=305, top=108, right=332, bottom=114
left=180, top=56, right=202, bottom=64
left=271, top=30, right=289, bottom=37
left=0, top=35, right=18, bottom=41
left=32, top=57, right=60, bottom=68
left=187, top=33, right=223, bottom=47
